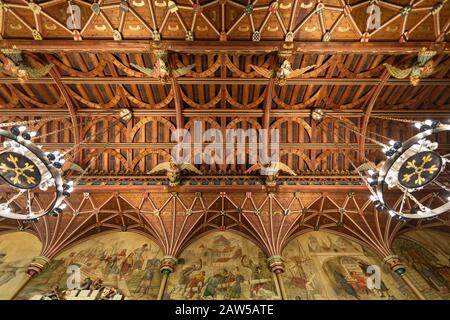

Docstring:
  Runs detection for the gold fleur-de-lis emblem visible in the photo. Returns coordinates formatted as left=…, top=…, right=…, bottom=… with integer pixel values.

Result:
left=399, top=151, right=441, bottom=188
left=0, top=152, right=41, bottom=188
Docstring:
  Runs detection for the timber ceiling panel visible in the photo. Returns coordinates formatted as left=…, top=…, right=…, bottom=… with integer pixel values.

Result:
left=0, top=0, right=448, bottom=42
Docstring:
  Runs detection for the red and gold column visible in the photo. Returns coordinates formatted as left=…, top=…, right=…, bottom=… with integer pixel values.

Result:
left=267, top=255, right=287, bottom=300
left=11, top=255, right=51, bottom=300
left=383, top=255, right=426, bottom=300
left=157, top=256, right=177, bottom=300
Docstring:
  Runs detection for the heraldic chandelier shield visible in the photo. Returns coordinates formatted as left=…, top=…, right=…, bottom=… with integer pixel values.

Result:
left=311, top=109, right=449, bottom=220
left=368, top=121, right=450, bottom=219
left=0, top=125, right=72, bottom=221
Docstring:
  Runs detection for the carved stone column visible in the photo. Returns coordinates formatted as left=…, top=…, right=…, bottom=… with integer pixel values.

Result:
left=11, top=256, right=51, bottom=300
left=383, top=255, right=426, bottom=300
left=267, top=255, right=287, bottom=300
left=157, top=256, right=177, bottom=300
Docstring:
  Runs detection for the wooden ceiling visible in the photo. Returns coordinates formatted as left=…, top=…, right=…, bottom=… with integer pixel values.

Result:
left=0, top=0, right=448, bottom=255
left=0, top=0, right=448, bottom=42
left=0, top=0, right=448, bottom=185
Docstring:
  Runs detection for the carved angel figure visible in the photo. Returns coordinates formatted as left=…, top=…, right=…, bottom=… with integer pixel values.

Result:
left=245, top=161, right=297, bottom=187
left=0, top=49, right=53, bottom=83
left=383, top=48, right=438, bottom=86
left=250, top=59, right=315, bottom=85
left=130, top=51, right=194, bottom=84
left=147, top=160, right=202, bottom=186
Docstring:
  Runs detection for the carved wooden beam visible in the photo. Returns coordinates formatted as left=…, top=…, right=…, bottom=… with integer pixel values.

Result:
left=359, top=70, right=392, bottom=159
left=263, top=79, right=275, bottom=131
left=1, top=40, right=447, bottom=54
left=45, top=58, right=81, bottom=163
left=1, top=77, right=449, bottom=85
left=1, top=109, right=450, bottom=118
left=23, top=142, right=426, bottom=150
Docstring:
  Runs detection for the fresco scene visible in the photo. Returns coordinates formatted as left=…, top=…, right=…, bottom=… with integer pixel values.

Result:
left=15, top=232, right=163, bottom=300
left=0, top=232, right=42, bottom=300
left=393, top=230, right=450, bottom=300
left=281, top=232, right=413, bottom=300
left=165, top=232, right=280, bottom=300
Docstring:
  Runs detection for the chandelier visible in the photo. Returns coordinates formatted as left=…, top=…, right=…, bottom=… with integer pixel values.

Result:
left=312, top=109, right=449, bottom=220
left=369, top=121, right=449, bottom=219
left=0, top=125, right=72, bottom=221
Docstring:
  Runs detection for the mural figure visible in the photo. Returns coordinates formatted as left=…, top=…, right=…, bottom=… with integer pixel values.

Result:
left=282, top=232, right=408, bottom=300
left=15, top=232, right=163, bottom=300
left=166, top=232, right=279, bottom=300
left=394, top=231, right=450, bottom=299
left=323, top=256, right=395, bottom=300
left=135, top=259, right=160, bottom=295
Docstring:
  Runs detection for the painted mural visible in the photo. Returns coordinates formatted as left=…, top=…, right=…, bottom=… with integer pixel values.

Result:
left=16, top=232, right=163, bottom=300
left=393, top=230, right=450, bottom=300
left=281, top=232, right=412, bottom=300
left=0, top=232, right=42, bottom=300
left=165, top=232, right=280, bottom=300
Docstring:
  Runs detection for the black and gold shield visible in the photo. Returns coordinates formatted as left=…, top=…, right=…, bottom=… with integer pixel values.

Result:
left=398, top=151, right=443, bottom=189
left=0, top=152, right=41, bottom=189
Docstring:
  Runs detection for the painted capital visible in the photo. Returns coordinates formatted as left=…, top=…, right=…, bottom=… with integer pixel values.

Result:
left=267, top=255, right=285, bottom=274
left=27, top=255, right=50, bottom=277
left=383, top=254, right=406, bottom=276
left=160, top=255, right=178, bottom=274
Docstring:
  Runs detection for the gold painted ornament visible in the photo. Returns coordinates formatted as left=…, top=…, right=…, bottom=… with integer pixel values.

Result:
left=311, top=109, right=325, bottom=121
left=28, top=2, right=42, bottom=14
left=153, top=30, right=161, bottom=41
left=113, top=29, right=122, bottom=41
left=119, top=108, right=133, bottom=124
left=91, top=2, right=101, bottom=15
left=322, top=31, right=332, bottom=42
left=148, top=160, right=202, bottom=186
left=32, top=29, right=43, bottom=40
left=167, top=0, right=178, bottom=13
left=383, top=48, right=438, bottom=86
left=0, top=152, right=41, bottom=189
left=120, top=0, right=129, bottom=13
left=285, top=31, right=294, bottom=42
left=250, top=59, right=315, bottom=86
left=186, top=30, right=194, bottom=41
left=130, top=50, right=195, bottom=84
left=0, top=49, right=53, bottom=82
left=246, top=161, right=296, bottom=187
left=398, top=151, right=442, bottom=188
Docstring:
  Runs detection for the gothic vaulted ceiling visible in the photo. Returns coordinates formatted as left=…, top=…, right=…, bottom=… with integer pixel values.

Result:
left=0, top=0, right=448, bottom=256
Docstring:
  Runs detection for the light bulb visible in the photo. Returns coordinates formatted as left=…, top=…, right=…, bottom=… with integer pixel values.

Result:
left=59, top=159, right=65, bottom=164
left=367, top=177, right=374, bottom=183
left=424, top=119, right=432, bottom=126
left=368, top=170, right=374, bottom=176
left=29, top=131, right=37, bottom=137
left=18, top=126, right=26, bottom=132
left=414, top=122, right=422, bottom=129
left=389, top=140, right=395, bottom=146
left=59, top=203, right=67, bottom=210
left=39, top=182, right=48, bottom=191
left=388, top=210, right=396, bottom=217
